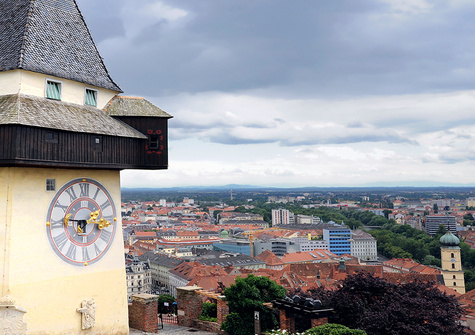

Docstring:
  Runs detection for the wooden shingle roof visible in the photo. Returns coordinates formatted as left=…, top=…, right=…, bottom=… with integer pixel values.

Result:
left=0, top=0, right=122, bottom=92
left=0, top=94, right=146, bottom=138
left=105, top=96, right=172, bottom=118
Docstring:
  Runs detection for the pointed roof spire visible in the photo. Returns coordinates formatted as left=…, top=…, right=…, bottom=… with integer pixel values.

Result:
left=0, top=0, right=122, bottom=92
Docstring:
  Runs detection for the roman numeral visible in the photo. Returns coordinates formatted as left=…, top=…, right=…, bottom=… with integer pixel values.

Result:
left=100, top=200, right=111, bottom=211
left=55, top=201, right=68, bottom=213
left=50, top=218, right=63, bottom=229
left=82, top=247, right=90, bottom=262
left=79, top=183, right=90, bottom=197
left=65, top=243, right=77, bottom=259
left=54, top=233, right=68, bottom=251
left=99, top=229, right=112, bottom=243
left=65, top=187, right=78, bottom=202
left=94, top=244, right=102, bottom=257
left=92, top=187, right=100, bottom=200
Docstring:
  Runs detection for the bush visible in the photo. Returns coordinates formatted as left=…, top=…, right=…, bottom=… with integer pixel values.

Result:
left=221, top=312, right=247, bottom=335
left=200, top=302, right=217, bottom=318
left=304, top=323, right=367, bottom=335
left=199, top=301, right=217, bottom=322
left=198, top=315, right=218, bottom=322
left=267, top=324, right=366, bottom=335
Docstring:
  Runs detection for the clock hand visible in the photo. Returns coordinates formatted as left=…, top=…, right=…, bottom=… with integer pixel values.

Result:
left=63, top=214, right=88, bottom=233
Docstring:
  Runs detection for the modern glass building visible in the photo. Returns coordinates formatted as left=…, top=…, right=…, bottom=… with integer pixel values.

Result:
left=212, top=239, right=251, bottom=256
left=323, top=228, right=351, bottom=256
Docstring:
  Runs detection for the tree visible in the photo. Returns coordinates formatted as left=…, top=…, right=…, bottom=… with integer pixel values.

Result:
left=291, top=273, right=465, bottom=335
left=433, top=203, right=439, bottom=214
left=157, top=294, right=175, bottom=314
left=464, top=213, right=474, bottom=221
left=382, top=209, right=392, bottom=219
left=222, top=275, right=286, bottom=335
left=436, top=224, right=447, bottom=235
left=213, top=210, right=223, bottom=220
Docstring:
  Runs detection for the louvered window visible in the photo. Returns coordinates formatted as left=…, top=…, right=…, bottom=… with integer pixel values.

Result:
left=85, top=88, right=97, bottom=106
left=46, top=80, right=61, bottom=100
left=149, top=136, right=159, bottom=149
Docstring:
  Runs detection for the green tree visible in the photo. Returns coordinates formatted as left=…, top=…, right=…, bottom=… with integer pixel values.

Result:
left=464, top=213, right=474, bottom=221
left=157, top=294, right=175, bottom=314
left=222, top=275, right=286, bottom=335
left=436, top=224, right=447, bottom=235
left=199, top=302, right=217, bottom=322
left=213, top=210, right=223, bottom=220
left=382, top=209, right=392, bottom=219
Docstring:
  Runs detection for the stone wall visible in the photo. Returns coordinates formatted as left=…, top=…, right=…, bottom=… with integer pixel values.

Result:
left=192, top=319, right=222, bottom=333
left=177, top=287, right=205, bottom=327
left=177, top=286, right=229, bottom=333
left=128, top=293, right=159, bottom=333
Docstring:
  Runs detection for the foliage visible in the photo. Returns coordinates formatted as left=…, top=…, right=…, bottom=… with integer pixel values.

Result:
left=200, top=302, right=217, bottom=319
left=198, top=315, right=218, bottom=322
left=213, top=210, right=223, bottom=220
left=222, top=275, right=286, bottom=335
left=157, top=294, right=175, bottom=314
left=370, top=222, right=475, bottom=291
left=267, top=324, right=366, bottom=335
left=369, top=223, right=440, bottom=262
left=290, top=273, right=465, bottom=335
left=304, top=323, right=367, bottom=335
left=222, top=313, right=248, bottom=335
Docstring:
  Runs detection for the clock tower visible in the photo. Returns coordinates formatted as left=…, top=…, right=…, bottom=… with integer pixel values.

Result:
left=0, top=0, right=171, bottom=334
left=440, top=231, right=465, bottom=294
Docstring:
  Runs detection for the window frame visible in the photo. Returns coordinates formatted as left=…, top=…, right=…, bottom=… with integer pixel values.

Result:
left=149, top=135, right=160, bottom=150
left=46, top=179, right=56, bottom=191
left=45, top=131, right=58, bottom=143
left=45, top=79, right=62, bottom=100
left=93, top=136, right=103, bottom=152
left=84, top=87, right=98, bottom=107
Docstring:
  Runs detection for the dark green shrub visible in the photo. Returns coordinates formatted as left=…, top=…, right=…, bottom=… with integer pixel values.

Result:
left=304, top=323, right=367, bottom=335
left=200, top=301, right=217, bottom=318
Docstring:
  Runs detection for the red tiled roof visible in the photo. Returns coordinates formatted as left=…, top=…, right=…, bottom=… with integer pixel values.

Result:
left=135, top=232, right=157, bottom=237
left=281, top=249, right=337, bottom=264
left=255, top=250, right=285, bottom=266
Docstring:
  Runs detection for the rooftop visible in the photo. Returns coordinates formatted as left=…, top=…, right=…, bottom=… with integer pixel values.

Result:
left=0, top=0, right=121, bottom=91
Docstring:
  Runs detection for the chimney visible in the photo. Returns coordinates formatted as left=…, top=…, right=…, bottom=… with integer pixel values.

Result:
left=338, top=258, right=346, bottom=271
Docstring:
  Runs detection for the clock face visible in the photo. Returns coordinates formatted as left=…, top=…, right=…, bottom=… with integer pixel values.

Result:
left=46, top=178, right=117, bottom=266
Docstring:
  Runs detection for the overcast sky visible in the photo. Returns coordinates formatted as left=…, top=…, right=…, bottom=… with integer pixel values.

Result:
left=77, top=0, right=475, bottom=188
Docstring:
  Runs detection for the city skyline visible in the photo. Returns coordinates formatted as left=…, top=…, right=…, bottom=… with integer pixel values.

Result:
left=77, top=0, right=475, bottom=188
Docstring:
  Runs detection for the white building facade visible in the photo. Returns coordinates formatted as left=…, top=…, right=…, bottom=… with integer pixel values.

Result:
left=272, top=208, right=291, bottom=225
left=350, top=230, right=378, bottom=261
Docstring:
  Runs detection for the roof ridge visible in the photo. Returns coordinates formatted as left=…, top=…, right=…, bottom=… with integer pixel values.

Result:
left=0, top=0, right=122, bottom=92
left=72, top=0, right=122, bottom=92
left=18, top=0, right=34, bottom=69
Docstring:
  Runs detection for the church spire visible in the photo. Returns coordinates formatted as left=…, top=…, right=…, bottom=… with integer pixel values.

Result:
left=0, top=0, right=121, bottom=92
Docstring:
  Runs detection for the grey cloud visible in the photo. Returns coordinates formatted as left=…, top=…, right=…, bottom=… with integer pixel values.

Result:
left=77, top=0, right=475, bottom=98
left=77, top=0, right=125, bottom=41
left=374, top=117, right=475, bottom=134
left=208, top=132, right=276, bottom=145
left=347, top=121, right=364, bottom=128
left=280, top=133, right=415, bottom=147
left=171, top=118, right=276, bottom=130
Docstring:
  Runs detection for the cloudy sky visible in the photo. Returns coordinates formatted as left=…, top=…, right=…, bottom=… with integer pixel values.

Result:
left=77, top=0, right=475, bottom=188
